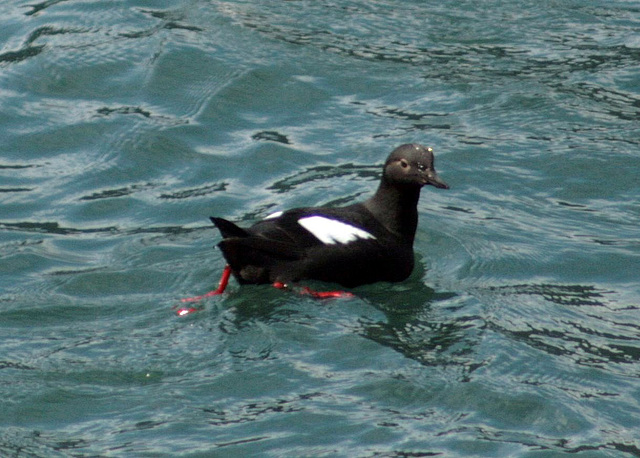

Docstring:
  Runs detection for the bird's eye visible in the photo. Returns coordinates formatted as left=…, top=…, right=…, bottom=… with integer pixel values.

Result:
left=400, top=159, right=409, bottom=168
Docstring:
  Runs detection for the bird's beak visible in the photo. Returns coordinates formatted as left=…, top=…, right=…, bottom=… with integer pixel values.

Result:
left=424, top=170, right=449, bottom=189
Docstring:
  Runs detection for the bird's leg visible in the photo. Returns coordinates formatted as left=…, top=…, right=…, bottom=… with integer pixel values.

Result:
left=273, top=282, right=354, bottom=299
left=181, top=265, right=232, bottom=302
left=175, top=265, right=232, bottom=316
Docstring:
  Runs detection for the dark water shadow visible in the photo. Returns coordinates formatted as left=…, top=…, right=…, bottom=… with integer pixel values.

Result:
left=0, top=220, right=212, bottom=238
left=267, top=163, right=380, bottom=195
left=24, top=0, right=69, bottom=16
left=481, top=283, right=640, bottom=371
left=0, top=45, right=44, bottom=65
left=350, top=266, right=483, bottom=380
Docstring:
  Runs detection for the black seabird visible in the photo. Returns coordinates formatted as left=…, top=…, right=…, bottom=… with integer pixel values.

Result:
left=179, top=144, right=448, bottom=312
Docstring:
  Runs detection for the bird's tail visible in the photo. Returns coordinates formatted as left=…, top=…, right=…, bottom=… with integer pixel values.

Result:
left=210, top=217, right=249, bottom=238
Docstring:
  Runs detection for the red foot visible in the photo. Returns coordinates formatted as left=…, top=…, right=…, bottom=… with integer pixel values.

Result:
left=176, top=265, right=232, bottom=316
left=273, top=282, right=354, bottom=299
left=301, top=287, right=354, bottom=299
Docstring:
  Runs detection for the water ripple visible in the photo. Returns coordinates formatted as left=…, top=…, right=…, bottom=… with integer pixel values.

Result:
left=2, top=0, right=640, bottom=455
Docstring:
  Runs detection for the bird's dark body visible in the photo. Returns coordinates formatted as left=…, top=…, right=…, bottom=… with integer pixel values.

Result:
left=213, top=205, right=413, bottom=288
left=211, top=144, right=448, bottom=289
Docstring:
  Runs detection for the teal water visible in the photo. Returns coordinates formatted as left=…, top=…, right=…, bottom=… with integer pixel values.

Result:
left=2, top=0, right=640, bottom=456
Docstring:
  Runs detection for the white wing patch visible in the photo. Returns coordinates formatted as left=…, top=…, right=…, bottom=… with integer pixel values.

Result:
left=298, top=216, right=376, bottom=245
left=264, top=211, right=283, bottom=220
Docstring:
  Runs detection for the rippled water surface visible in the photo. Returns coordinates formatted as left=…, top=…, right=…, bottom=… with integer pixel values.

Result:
left=2, top=0, right=640, bottom=456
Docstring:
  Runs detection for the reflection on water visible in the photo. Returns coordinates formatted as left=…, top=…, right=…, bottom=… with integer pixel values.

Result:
left=489, top=283, right=611, bottom=307
left=483, top=283, right=640, bottom=370
left=267, top=163, right=380, bottom=194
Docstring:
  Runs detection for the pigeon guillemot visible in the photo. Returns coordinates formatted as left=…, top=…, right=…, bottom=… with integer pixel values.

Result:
left=179, top=144, right=448, bottom=309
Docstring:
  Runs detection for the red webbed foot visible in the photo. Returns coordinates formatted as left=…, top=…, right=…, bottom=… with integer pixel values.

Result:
left=273, top=282, right=354, bottom=299
left=175, top=265, right=232, bottom=316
